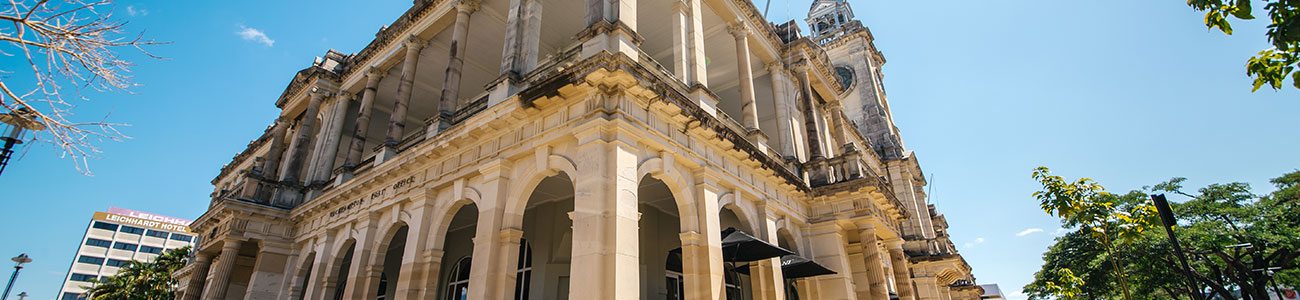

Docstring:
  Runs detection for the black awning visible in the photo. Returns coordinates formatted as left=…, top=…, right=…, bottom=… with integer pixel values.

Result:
left=721, top=227, right=794, bottom=262
left=780, top=255, right=836, bottom=279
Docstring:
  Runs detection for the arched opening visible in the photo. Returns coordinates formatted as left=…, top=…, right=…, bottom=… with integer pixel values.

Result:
left=293, top=252, right=316, bottom=300
left=639, top=175, right=683, bottom=300
left=776, top=229, right=802, bottom=300
left=517, top=173, right=574, bottom=300
left=719, top=207, right=752, bottom=300
left=328, top=241, right=357, bottom=300
left=437, top=203, right=479, bottom=300
left=375, top=225, right=409, bottom=300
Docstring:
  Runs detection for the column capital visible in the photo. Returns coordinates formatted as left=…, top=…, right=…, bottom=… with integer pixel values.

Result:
left=365, top=66, right=383, bottom=78
left=309, top=87, right=334, bottom=99
left=456, top=0, right=480, bottom=14
left=337, top=91, right=356, bottom=102
left=498, top=227, right=524, bottom=242
left=765, top=61, right=785, bottom=73
left=403, top=34, right=424, bottom=50
left=883, top=237, right=906, bottom=249
left=670, top=0, right=690, bottom=12
left=727, top=22, right=749, bottom=38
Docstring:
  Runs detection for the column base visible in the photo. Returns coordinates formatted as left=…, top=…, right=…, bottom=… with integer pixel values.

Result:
left=424, top=114, right=455, bottom=139
left=688, top=86, right=720, bottom=118
left=487, top=74, right=523, bottom=107
left=375, top=145, right=400, bottom=165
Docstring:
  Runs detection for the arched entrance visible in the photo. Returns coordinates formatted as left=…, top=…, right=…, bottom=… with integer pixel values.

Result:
left=516, top=173, right=575, bottom=299
left=436, top=203, right=478, bottom=300
left=638, top=175, right=683, bottom=299
left=374, top=225, right=409, bottom=299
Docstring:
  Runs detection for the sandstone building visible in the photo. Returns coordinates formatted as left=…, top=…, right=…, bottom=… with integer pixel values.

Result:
left=179, top=0, right=982, bottom=299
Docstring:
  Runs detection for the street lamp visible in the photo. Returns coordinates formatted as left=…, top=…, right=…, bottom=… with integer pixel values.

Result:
left=0, top=108, right=46, bottom=176
left=1, top=254, right=31, bottom=300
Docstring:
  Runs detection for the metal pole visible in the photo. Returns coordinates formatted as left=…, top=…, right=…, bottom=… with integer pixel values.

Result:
left=1151, top=194, right=1203, bottom=300
left=1, top=265, right=21, bottom=300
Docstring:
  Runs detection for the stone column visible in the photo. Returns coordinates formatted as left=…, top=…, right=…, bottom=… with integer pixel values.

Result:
left=243, top=245, right=291, bottom=299
left=806, top=222, right=855, bottom=299
left=569, top=120, right=641, bottom=299
left=393, top=200, right=434, bottom=300
left=381, top=36, right=423, bottom=157
left=766, top=62, right=795, bottom=159
left=728, top=23, right=761, bottom=137
left=260, top=118, right=290, bottom=179
left=310, top=93, right=353, bottom=185
left=751, top=208, right=786, bottom=300
left=670, top=0, right=690, bottom=82
left=499, top=0, right=541, bottom=76
left=467, top=159, right=512, bottom=300
left=344, top=68, right=383, bottom=171
left=432, top=2, right=480, bottom=131
left=281, top=88, right=329, bottom=184
left=203, top=239, right=244, bottom=300
left=886, top=238, right=917, bottom=300
left=683, top=174, right=726, bottom=300
left=859, top=224, right=890, bottom=300
left=181, top=252, right=212, bottom=300
left=416, top=249, right=445, bottom=300
left=913, top=277, right=939, bottom=300
left=344, top=218, right=378, bottom=299
left=827, top=105, right=849, bottom=157
left=686, top=0, right=707, bottom=86
left=795, top=67, right=824, bottom=160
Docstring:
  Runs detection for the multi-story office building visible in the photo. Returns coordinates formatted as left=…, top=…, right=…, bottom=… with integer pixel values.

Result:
left=179, top=0, right=984, bottom=299
left=59, top=208, right=195, bottom=300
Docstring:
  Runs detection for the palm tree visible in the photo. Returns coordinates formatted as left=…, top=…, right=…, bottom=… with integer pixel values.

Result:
left=84, top=246, right=191, bottom=300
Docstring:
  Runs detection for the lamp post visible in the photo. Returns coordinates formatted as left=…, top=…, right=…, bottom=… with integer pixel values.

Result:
left=0, top=108, right=46, bottom=177
left=1151, top=194, right=1203, bottom=300
left=1, top=254, right=31, bottom=300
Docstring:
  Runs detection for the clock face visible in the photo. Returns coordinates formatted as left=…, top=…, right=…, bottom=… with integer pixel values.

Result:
left=835, top=66, right=854, bottom=87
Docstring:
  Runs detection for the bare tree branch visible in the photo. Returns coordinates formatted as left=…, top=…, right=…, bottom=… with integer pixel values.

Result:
left=0, top=0, right=167, bottom=175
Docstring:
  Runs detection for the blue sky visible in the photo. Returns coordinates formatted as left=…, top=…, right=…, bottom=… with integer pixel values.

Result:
left=0, top=0, right=1296, bottom=299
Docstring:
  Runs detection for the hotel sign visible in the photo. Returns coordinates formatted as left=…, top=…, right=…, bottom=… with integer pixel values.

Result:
left=107, top=207, right=193, bottom=227
left=94, top=212, right=195, bottom=234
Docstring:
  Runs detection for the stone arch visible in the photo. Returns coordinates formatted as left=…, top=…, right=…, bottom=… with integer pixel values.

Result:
left=503, top=152, right=578, bottom=229
left=718, top=193, right=758, bottom=234
left=776, top=228, right=799, bottom=256
left=637, top=156, right=698, bottom=232
left=428, top=195, right=479, bottom=250
left=364, top=221, right=410, bottom=300
left=288, top=251, right=317, bottom=300
left=321, top=238, right=358, bottom=300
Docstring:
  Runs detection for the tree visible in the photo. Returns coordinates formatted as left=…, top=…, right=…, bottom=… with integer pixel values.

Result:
left=84, top=246, right=190, bottom=300
left=1, top=0, right=164, bottom=174
left=1025, top=170, right=1300, bottom=300
left=1030, top=167, right=1160, bottom=300
left=1187, top=0, right=1300, bottom=91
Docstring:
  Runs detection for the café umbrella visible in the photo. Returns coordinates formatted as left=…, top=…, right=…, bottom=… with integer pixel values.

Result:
left=668, top=227, right=795, bottom=264
left=734, top=255, right=837, bottom=279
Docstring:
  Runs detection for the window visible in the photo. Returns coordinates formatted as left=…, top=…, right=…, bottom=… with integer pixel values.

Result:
left=145, top=230, right=170, bottom=238
left=70, top=273, right=96, bottom=282
left=106, top=258, right=130, bottom=267
left=666, top=250, right=685, bottom=300
left=119, top=226, right=145, bottom=235
left=91, top=221, right=118, bottom=231
left=724, top=262, right=746, bottom=300
left=112, top=242, right=138, bottom=251
left=85, top=238, right=112, bottom=248
left=139, top=245, right=163, bottom=254
left=834, top=66, right=854, bottom=88
left=170, top=233, right=193, bottom=242
left=77, top=255, right=105, bottom=265
left=445, top=257, right=471, bottom=300
left=61, top=292, right=83, bottom=300
left=513, top=240, right=532, bottom=300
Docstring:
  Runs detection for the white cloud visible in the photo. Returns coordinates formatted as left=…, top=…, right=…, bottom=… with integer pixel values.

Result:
left=126, top=6, right=148, bottom=17
left=237, top=25, right=275, bottom=47
left=1009, top=290, right=1028, bottom=300
left=1016, top=228, right=1043, bottom=237
left=962, top=237, right=985, bottom=249
left=1052, top=227, right=1069, bottom=236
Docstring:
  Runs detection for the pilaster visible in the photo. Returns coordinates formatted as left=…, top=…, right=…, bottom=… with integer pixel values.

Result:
left=243, top=244, right=292, bottom=299
left=806, top=222, right=856, bottom=299
left=467, top=158, right=512, bottom=300
left=569, top=119, right=642, bottom=299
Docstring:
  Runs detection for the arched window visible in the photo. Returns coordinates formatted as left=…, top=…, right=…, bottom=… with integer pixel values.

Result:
left=513, top=239, right=532, bottom=300
left=666, top=250, right=684, bottom=300
left=446, top=257, right=472, bottom=300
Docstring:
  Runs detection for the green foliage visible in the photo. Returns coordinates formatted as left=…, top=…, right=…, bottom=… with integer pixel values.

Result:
left=1188, top=0, right=1300, bottom=91
left=1026, top=170, right=1300, bottom=300
left=84, top=246, right=191, bottom=300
